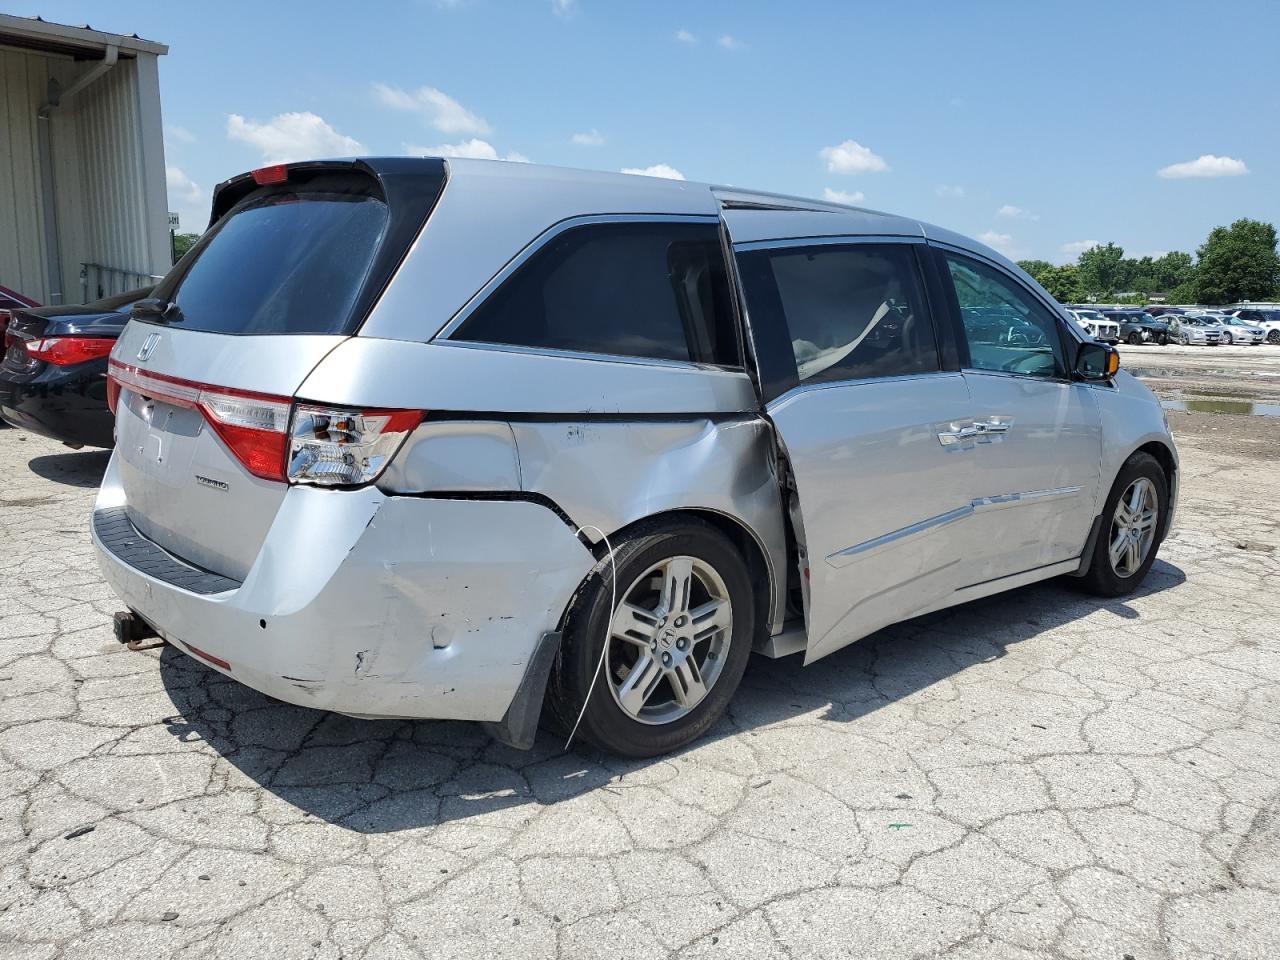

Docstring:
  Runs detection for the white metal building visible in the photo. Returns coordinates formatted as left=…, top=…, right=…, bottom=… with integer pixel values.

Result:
left=0, top=14, right=170, bottom=306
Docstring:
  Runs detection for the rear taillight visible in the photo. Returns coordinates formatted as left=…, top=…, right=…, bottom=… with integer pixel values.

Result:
left=109, top=359, right=291, bottom=482
left=199, top=390, right=293, bottom=481
left=107, top=359, right=420, bottom=486
left=24, top=337, right=115, bottom=365
left=287, top=405, right=421, bottom=487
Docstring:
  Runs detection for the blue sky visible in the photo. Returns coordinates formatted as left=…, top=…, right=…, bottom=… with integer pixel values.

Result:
left=35, top=0, right=1280, bottom=262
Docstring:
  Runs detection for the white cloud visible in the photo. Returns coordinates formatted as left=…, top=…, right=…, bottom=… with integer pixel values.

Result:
left=996, top=204, right=1038, bottom=221
left=978, top=230, right=1022, bottom=259
left=675, top=28, right=696, bottom=43
left=718, top=34, right=742, bottom=49
left=1060, top=240, right=1100, bottom=259
left=935, top=184, right=965, bottom=198
left=1157, top=154, right=1248, bottom=179
left=372, top=83, right=491, bottom=135
left=165, top=165, right=205, bottom=232
left=166, top=165, right=203, bottom=205
left=404, top=139, right=528, bottom=162
left=552, top=0, right=574, bottom=16
left=822, top=187, right=865, bottom=205
left=166, top=124, right=196, bottom=144
left=226, top=112, right=364, bottom=164
left=819, top=139, right=888, bottom=175
left=621, top=164, right=685, bottom=180
left=571, top=129, right=605, bottom=147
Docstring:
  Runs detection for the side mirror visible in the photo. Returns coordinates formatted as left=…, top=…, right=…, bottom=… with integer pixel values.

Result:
left=1075, top=341, right=1119, bottom=380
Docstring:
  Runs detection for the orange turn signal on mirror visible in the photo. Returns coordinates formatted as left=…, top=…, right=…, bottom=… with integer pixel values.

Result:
left=1106, top=351, right=1120, bottom=376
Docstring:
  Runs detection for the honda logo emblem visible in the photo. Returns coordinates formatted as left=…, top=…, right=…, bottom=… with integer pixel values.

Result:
left=136, top=333, right=160, bottom=362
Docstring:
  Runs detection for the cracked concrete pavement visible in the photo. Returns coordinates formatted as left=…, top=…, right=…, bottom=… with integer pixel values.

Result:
left=1, top=411, right=1278, bottom=959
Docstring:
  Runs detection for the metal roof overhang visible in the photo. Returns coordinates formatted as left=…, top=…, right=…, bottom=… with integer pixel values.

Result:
left=0, top=13, right=167, bottom=59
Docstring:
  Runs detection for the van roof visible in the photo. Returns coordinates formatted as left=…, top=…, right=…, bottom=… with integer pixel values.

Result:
left=438, top=157, right=1011, bottom=263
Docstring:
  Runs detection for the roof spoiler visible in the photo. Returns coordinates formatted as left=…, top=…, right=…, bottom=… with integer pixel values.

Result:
left=208, top=157, right=447, bottom=228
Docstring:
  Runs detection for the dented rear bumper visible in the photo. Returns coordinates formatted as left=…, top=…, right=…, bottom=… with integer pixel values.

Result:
left=91, top=453, right=595, bottom=722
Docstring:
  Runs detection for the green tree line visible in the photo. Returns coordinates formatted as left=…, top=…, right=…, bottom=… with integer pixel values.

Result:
left=1017, top=219, right=1280, bottom=306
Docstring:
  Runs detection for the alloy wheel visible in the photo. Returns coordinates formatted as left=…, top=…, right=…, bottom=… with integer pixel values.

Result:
left=1268, top=330, right=1280, bottom=345
left=1109, top=477, right=1159, bottom=578
left=605, top=555, right=732, bottom=725
left=1221, top=332, right=1233, bottom=345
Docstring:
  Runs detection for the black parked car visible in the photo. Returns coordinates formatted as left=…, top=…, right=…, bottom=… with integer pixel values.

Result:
left=0, top=287, right=150, bottom=448
left=1102, top=310, right=1169, bottom=346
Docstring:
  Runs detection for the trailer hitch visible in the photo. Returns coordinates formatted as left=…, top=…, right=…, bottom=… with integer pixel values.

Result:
left=113, top=611, right=166, bottom=652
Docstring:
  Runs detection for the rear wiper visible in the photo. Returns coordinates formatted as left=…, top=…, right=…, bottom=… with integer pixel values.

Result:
left=130, top=298, right=185, bottom=324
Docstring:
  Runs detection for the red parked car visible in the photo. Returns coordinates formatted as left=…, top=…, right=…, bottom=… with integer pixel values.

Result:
left=0, top=284, right=40, bottom=338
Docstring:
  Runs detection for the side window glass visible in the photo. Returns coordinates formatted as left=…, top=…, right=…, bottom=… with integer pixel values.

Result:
left=943, top=254, right=1063, bottom=378
left=452, top=221, right=739, bottom=366
left=742, top=244, right=939, bottom=386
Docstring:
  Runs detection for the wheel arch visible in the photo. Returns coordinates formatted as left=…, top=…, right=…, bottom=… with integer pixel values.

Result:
left=558, top=506, right=777, bottom=647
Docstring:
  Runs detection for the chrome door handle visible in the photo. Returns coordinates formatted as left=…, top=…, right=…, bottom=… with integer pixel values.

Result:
left=938, top=416, right=1013, bottom=446
left=938, top=423, right=980, bottom=445
left=973, top=417, right=1012, bottom=436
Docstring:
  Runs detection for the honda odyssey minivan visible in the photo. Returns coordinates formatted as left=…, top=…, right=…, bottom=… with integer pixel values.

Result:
left=94, top=157, right=1177, bottom=757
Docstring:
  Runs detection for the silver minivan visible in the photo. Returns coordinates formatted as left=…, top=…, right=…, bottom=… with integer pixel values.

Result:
left=94, top=158, right=1177, bottom=756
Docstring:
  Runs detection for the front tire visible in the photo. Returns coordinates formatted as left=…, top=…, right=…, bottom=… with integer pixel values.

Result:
left=1078, top=452, right=1168, bottom=597
left=548, top=518, right=755, bottom=757
left=1221, top=332, right=1233, bottom=345
left=1127, top=331, right=1144, bottom=345
left=1268, top=329, right=1280, bottom=345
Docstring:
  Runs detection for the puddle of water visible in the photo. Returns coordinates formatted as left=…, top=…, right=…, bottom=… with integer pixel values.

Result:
left=1130, top=366, right=1280, bottom=379
left=1162, top=398, right=1280, bottom=418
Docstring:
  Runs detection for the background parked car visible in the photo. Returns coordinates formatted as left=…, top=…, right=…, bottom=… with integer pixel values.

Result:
left=1066, top=307, right=1121, bottom=343
left=0, top=284, right=40, bottom=339
left=1167, top=314, right=1222, bottom=345
left=1213, top=315, right=1266, bottom=345
left=1229, top=307, right=1280, bottom=344
left=0, top=287, right=150, bottom=448
left=1102, top=309, right=1169, bottom=345
left=1187, top=311, right=1263, bottom=345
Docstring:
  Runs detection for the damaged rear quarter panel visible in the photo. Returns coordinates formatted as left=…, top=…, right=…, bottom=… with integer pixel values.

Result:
left=509, top=416, right=789, bottom=632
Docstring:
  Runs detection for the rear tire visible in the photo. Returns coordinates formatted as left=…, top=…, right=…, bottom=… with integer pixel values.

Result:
left=1127, top=331, right=1143, bottom=345
left=548, top=518, right=755, bottom=757
left=1078, top=452, right=1168, bottom=597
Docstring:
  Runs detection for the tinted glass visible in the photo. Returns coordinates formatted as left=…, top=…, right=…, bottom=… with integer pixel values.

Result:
left=944, top=254, right=1062, bottom=378
left=163, top=189, right=388, bottom=335
left=747, top=244, right=938, bottom=385
left=454, top=222, right=739, bottom=365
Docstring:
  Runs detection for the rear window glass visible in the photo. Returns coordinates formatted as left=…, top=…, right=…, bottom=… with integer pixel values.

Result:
left=452, top=221, right=740, bottom=366
left=159, top=189, right=388, bottom=335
